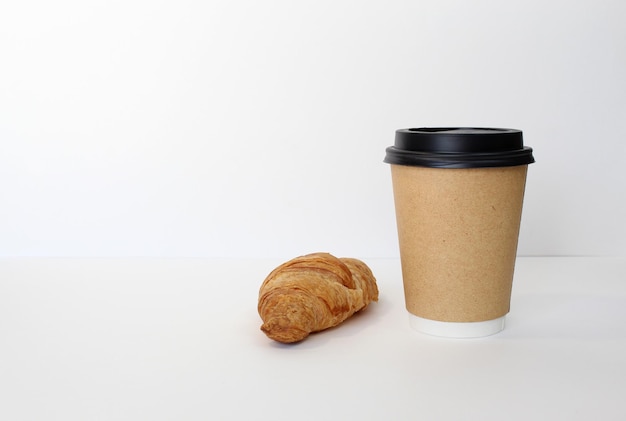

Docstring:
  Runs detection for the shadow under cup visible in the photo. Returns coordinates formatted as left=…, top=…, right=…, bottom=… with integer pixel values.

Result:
left=385, top=128, right=535, bottom=338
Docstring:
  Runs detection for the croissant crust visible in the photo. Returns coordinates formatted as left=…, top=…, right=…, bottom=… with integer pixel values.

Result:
left=258, top=252, right=378, bottom=343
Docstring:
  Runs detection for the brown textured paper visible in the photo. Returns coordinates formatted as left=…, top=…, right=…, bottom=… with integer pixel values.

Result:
left=390, top=164, right=528, bottom=322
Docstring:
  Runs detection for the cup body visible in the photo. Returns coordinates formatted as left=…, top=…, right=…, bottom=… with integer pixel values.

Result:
left=385, top=128, right=534, bottom=338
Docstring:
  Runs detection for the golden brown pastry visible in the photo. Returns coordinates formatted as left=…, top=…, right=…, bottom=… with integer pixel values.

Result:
left=258, top=252, right=379, bottom=343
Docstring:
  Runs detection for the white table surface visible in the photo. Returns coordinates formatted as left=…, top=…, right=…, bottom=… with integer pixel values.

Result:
left=1, top=257, right=625, bottom=421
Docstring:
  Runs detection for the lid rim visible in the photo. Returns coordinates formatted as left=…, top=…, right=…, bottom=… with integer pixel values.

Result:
left=384, top=146, right=535, bottom=169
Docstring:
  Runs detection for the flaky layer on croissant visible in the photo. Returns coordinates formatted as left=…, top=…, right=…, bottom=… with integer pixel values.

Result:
left=258, top=252, right=379, bottom=343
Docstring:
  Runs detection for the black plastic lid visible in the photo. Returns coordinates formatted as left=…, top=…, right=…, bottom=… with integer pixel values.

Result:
left=384, top=127, right=535, bottom=168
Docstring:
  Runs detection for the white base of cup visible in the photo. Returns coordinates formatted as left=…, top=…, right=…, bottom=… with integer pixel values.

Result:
left=408, top=313, right=506, bottom=338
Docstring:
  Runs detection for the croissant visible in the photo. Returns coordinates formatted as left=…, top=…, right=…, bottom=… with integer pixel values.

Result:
left=258, top=252, right=379, bottom=343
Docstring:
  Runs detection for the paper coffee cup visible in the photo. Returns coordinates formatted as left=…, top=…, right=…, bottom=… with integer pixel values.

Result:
left=384, top=128, right=534, bottom=338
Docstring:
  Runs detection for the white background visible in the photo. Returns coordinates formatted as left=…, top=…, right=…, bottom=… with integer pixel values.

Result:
left=1, top=0, right=625, bottom=258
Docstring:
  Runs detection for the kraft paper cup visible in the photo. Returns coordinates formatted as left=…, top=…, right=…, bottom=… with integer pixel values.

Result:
left=384, top=128, right=535, bottom=338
